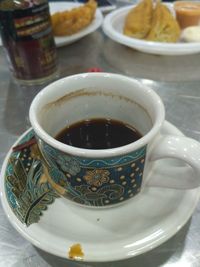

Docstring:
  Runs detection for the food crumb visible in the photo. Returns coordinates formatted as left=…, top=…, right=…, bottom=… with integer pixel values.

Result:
left=68, top=243, right=84, bottom=260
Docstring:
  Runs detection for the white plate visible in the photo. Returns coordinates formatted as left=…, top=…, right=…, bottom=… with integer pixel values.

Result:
left=0, top=2, right=103, bottom=48
left=99, top=5, right=115, bottom=13
left=67, top=0, right=116, bottom=13
left=1, top=121, right=200, bottom=262
left=50, top=2, right=103, bottom=47
left=102, top=4, right=200, bottom=56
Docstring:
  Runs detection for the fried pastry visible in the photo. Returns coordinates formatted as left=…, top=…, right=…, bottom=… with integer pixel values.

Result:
left=51, top=0, right=97, bottom=36
left=123, top=0, right=153, bottom=39
left=146, top=2, right=181, bottom=42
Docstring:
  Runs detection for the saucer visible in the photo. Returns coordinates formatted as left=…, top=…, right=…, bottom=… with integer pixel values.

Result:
left=1, top=121, right=200, bottom=262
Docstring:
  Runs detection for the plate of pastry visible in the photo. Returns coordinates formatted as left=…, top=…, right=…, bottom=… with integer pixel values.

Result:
left=50, top=1, right=103, bottom=47
left=102, top=0, right=200, bottom=56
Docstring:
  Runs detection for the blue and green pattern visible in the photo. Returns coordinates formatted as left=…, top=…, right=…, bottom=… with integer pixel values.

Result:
left=39, top=139, right=147, bottom=206
left=4, top=128, right=147, bottom=225
left=4, top=130, right=59, bottom=226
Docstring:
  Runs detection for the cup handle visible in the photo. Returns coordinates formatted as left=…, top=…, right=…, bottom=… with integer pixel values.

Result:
left=147, top=135, right=200, bottom=189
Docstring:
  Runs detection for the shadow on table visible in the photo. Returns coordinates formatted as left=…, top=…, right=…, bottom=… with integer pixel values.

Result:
left=35, top=219, right=191, bottom=267
left=57, top=30, right=104, bottom=77
left=102, top=38, right=200, bottom=82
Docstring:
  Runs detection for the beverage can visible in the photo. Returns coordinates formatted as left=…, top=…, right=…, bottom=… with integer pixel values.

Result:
left=0, top=0, right=58, bottom=85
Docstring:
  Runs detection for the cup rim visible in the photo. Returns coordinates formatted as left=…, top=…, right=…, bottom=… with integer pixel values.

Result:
left=29, top=73, right=165, bottom=158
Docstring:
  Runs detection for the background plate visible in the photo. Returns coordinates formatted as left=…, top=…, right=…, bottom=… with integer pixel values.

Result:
left=102, top=4, right=200, bottom=56
left=50, top=2, right=103, bottom=47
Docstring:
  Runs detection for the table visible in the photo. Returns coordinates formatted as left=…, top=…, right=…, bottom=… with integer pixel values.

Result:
left=0, top=29, right=200, bottom=267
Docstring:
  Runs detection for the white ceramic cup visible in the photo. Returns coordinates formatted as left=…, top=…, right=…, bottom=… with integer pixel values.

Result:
left=29, top=73, right=200, bottom=207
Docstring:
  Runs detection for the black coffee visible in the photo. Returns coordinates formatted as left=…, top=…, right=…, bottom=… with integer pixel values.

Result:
left=55, top=118, right=142, bottom=149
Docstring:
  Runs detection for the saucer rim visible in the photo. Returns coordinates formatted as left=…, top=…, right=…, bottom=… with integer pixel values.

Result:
left=0, top=121, right=200, bottom=262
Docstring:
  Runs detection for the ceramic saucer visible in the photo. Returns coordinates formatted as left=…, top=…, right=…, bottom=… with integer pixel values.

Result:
left=1, top=121, right=200, bottom=262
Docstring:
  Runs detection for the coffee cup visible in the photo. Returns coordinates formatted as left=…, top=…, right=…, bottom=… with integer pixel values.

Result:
left=29, top=73, right=200, bottom=207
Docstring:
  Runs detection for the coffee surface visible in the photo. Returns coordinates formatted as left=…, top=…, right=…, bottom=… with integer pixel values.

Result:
left=55, top=118, right=142, bottom=149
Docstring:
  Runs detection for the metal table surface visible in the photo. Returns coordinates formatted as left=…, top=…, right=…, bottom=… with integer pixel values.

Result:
left=0, top=30, right=200, bottom=267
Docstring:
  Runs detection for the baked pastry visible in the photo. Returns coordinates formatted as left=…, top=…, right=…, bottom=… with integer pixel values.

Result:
left=146, top=2, right=181, bottom=42
left=123, top=0, right=153, bottom=39
left=51, top=0, right=97, bottom=36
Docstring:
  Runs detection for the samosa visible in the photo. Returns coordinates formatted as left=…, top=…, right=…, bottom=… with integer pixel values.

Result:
left=146, top=2, right=180, bottom=42
left=124, top=0, right=153, bottom=39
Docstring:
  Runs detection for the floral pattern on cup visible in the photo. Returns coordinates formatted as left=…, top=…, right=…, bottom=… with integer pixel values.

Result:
left=5, top=130, right=59, bottom=226
left=56, top=154, right=80, bottom=175
left=83, top=169, right=110, bottom=187
left=38, top=137, right=147, bottom=207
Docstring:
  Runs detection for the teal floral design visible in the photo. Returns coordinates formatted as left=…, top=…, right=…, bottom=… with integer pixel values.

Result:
left=68, top=184, right=124, bottom=206
left=36, top=134, right=147, bottom=207
left=5, top=130, right=59, bottom=226
left=83, top=169, right=110, bottom=187
left=56, top=154, right=81, bottom=175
